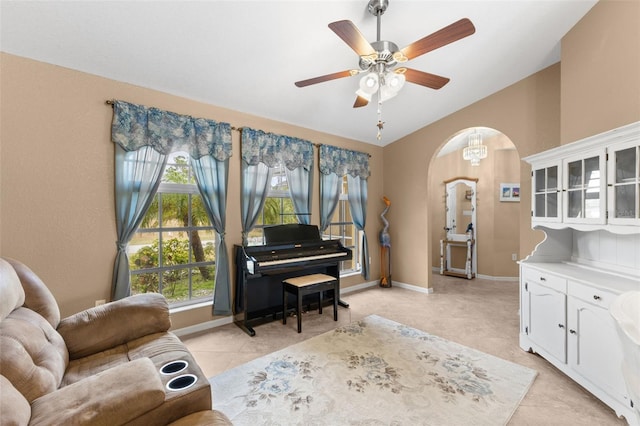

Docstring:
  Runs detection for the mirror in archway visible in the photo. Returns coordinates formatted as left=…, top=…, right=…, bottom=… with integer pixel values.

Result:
left=441, top=177, right=478, bottom=279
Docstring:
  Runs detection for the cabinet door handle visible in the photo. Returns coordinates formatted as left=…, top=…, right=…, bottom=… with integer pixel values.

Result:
left=540, top=277, right=546, bottom=282
left=558, top=324, right=565, bottom=328
left=593, top=295, right=601, bottom=300
left=569, top=329, right=576, bottom=334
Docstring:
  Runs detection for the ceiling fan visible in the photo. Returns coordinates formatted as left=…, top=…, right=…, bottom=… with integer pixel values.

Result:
left=294, top=0, right=476, bottom=110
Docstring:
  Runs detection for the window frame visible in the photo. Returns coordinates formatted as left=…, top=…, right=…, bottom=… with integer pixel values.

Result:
left=128, top=152, right=217, bottom=308
left=323, top=176, right=362, bottom=275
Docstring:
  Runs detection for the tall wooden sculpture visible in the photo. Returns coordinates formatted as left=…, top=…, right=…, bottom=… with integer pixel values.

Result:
left=379, top=196, right=392, bottom=287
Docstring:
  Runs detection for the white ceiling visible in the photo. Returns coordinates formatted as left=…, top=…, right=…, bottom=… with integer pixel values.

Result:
left=0, top=0, right=597, bottom=147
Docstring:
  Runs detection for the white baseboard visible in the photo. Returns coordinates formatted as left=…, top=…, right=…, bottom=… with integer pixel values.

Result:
left=172, top=315, right=234, bottom=337
left=392, top=281, right=434, bottom=294
left=431, top=266, right=518, bottom=281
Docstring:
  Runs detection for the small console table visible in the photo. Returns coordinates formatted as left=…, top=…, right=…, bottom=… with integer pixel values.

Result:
left=440, top=236, right=475, bottom=279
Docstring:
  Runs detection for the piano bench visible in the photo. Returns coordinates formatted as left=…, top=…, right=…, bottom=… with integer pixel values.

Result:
left=282, top=273, right=338, bottom=333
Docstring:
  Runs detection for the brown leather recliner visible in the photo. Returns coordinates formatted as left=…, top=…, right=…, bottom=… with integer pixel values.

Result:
left=0, top=257, right=231, bottom=425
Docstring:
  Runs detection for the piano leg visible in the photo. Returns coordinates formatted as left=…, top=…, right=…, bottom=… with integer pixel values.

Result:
left=234, top=319, right=256, bottom=337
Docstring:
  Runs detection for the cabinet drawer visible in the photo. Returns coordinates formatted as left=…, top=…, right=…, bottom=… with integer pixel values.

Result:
left=522, top=267, right=567, bottom=293
left=568, top=281, right=618, bottom=309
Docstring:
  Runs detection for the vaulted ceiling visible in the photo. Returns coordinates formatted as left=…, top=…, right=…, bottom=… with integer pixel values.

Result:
left=0, top=1, right=597, bottom=146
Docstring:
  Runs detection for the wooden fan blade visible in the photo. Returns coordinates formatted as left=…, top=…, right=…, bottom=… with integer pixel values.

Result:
left=328, top=20, right=377, bottom=57
left=401, top=18, right=475, bottom=60
left=295, top=70, right=355, bottom=88
left=353, top=95, right=369, bottom=108
left=403, top=68, right=450, bottom=90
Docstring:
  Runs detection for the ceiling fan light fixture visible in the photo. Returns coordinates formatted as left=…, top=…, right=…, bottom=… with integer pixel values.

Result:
left=386, top=72, right=405, bottom=90
left=359, top=73, right=379, bottom=94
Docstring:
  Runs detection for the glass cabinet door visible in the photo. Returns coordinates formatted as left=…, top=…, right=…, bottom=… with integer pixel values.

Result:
left=563, top=150, right=606, bottom=224
left=608, top=141, right=640, bottom=225
left=532, top=163, right=560, bottom=222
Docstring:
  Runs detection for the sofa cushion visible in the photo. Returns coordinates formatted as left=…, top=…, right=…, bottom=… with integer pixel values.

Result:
left=58, top=293, right=171, bottom=360
left=3, top=258, right=60, bottom=328
left=0, top=308, right=68, bottom=402
left=0, top=374, right=31, bottom=426
left=0, top=258, right=25, bottom=321
left=30, top=358, right=165, bottom=426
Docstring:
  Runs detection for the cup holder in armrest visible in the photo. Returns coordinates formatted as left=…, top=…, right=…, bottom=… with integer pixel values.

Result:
left=160, top=360, right=189, bottom=375
left=166, top=374, right=198, bottom=391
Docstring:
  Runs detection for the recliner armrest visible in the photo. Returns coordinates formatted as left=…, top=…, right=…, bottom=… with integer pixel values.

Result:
left=29, top=357, right=165, bottom=426
left=58, top=293, right=171, bottom=359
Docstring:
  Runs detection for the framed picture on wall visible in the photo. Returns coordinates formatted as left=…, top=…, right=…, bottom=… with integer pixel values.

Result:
left=500, top=183, right=520, bottom=202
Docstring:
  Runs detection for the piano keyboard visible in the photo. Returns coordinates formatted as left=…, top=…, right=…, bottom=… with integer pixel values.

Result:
left=258, top=251, right=348, bottom=267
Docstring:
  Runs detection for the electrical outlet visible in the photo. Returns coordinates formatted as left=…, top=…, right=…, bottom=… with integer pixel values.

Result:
left=95, top=299, right=106, bottom=307
left=511, top=253, right=518, bottom=261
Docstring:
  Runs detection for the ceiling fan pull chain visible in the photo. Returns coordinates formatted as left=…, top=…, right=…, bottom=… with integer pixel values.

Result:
left=376, top=88, right=383, bottom=140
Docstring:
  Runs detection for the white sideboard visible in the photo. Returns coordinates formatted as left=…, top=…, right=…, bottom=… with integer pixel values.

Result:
left=520, top=122, right=640, bottom=424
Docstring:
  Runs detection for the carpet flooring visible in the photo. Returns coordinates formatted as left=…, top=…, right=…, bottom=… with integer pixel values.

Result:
left=210, top=314, right=537, bottom=425
left=181, top=274, right=627, bottom=425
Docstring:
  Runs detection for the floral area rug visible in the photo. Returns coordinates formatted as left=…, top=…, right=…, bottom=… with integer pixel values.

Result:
left=210, top=315, right=537, bottom=425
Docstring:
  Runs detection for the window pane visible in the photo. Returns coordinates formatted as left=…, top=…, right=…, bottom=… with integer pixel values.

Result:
left=192, top=266, right=215, bottom=299
left=567, top=161, right=582, bottom=189
left=615, top=185, right=636, bottom=218
left=129, top=235, right=159, bottom=269
left=282, top=198, right=297, bottom=224
left=161, top=267, right=190, bottom=302
left=535, top=169, right=545, bottom=192
left=192, top=195, right=212, bottom=227
left=584, top=156, right=600, bottom=188
left=584, top=189, right=600, bottom=218
left=163, top=152, right=194, bottom=184
left=161, top=193, right=190, bottom=228
left=131, top=272, right=159, bottom=295
left=161, top=231, right=190, bottom=265
left=262, top=198, right=281, bottom=225
left=547, top=193, right=558, bottom=218
left=616, top=147, right=636, bottom=183
left=247, top=228, right=264, bottom=246
left=535, top=194, right=545, bottom=217
left=567, top=190, right=582, bottom=218
left=547, top=166, right=558, bottom=191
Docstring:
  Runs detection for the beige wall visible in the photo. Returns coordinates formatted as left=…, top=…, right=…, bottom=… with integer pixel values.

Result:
left=383, top=0, right=639, bottom=291
left=429, top=134, right=520, bottom=278
left=561, top=0, right=640, bottom=144
left=0, top=54, right=383, bottom=328
left=383, top=63, right=560, bottom=289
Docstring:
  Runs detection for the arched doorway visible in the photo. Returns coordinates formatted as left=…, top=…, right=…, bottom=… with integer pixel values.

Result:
left=429, top=127, right=521, bottom=279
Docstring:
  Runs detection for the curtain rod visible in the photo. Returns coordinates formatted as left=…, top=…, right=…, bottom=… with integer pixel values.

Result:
left=106, top=99, right=370, bottom=157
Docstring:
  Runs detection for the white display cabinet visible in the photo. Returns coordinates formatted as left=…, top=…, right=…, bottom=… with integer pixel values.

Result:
left=521, top=121, right=640, bottom=425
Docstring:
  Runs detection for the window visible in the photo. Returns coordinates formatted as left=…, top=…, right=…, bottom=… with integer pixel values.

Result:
left=127, top=151, right=216, bottom=307
left=323, top=175, right=361, bottom=274
left=247, top=163, right=297, bottom=245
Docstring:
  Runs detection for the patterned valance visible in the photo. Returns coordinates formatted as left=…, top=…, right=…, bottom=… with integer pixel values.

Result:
left=241, top=127, right=314, bottom=171
left=319, top=145, right=370, bottom=179
left=111, top=100, right=232, bottom=161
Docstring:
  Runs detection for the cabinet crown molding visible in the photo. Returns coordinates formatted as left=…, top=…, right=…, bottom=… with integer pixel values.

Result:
left=523, top=121, right=640, bottom=165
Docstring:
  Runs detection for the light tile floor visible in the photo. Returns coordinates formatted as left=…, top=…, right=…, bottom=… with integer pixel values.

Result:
left=181, top=274, right=627, bottom=425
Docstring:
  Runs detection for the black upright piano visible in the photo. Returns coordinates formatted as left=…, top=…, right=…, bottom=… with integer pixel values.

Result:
left=234, top=224, right=352, bottom=336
